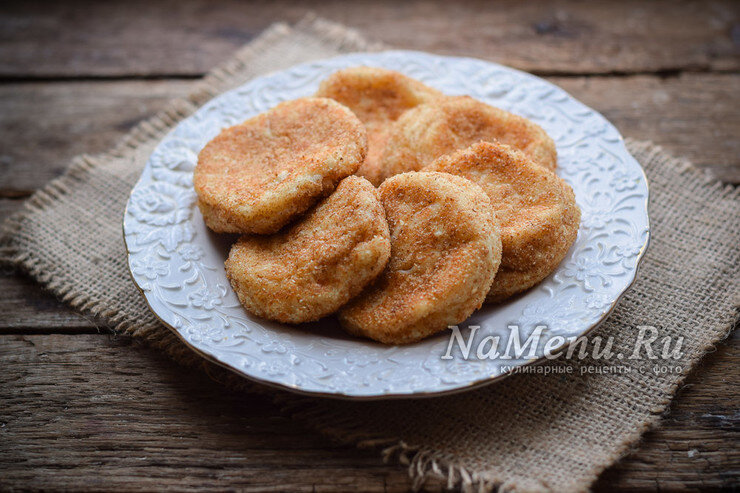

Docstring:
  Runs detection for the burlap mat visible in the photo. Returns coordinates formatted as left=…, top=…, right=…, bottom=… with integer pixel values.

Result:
left=2, top=16, right=738, bottom=493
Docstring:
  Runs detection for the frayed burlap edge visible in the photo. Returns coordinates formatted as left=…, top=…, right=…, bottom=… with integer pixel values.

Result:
left=2, top=16, right=738, bottom=493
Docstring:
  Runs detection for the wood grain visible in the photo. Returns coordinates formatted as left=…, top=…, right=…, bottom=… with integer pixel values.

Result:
left=0, top=275, right=97, bottom=332
left=554, top=74, right=740, bottom=183
left=0, top=81, right=193, bottom=197
left=0, top=74, right=738, bottom=198
left=0, top=334, right=420, bottom=492
left=0, top=0, right=737, bottom=78
left=0, top=333, right=736, bottom=491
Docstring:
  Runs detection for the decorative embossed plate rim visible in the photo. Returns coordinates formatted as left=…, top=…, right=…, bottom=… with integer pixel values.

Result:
left=123, top=51, right=650, bottom=399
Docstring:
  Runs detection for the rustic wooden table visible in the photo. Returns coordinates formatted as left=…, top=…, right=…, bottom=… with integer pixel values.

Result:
left=1, top=1, right=738, bottom=491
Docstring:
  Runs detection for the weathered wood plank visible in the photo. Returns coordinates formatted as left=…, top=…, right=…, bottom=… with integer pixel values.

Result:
left=0, top=74, right=738, bottom=197
left=0, top=274, right=100, bottom=332
left=0, top=334, right=420, bottom=492
left=553, top=73, right=740, bottom=184
left=0, top=333, right=736, bottom=491
left=0, top=196, right=21, bottom=218
left=0, top=80, right=193, bottom=197
left=0, top=0, right=737, bottom=78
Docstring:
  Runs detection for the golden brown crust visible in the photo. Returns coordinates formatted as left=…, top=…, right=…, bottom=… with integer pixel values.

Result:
left=315, top=67, right=442, bottom=186
left=380, top=95, right=557, bottom=182
left=194, top=97, right=367, bottom=234
left=338, top=172, right=502, bottom=344
left=225, top=176, right=391, bottom=324
left=426, top=142, right=580, bottom=302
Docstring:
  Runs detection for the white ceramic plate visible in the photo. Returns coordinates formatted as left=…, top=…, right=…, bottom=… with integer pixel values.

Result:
left=123, top=51, right=649, bottom=399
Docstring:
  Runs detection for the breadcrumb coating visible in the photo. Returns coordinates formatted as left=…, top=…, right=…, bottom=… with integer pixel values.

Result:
left=194, top=97, right=367, bottom=234
left=426, top=142, right=580, bottom=302
left=225, top=176, right=391, bottom=324
left=339, top=171, right=502, bottom=344
left=380, top=95, right=557, bottom=182
left=315, top=67, right=442, bottom=185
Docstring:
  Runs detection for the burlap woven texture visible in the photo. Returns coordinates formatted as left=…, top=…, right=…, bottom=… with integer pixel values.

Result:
left=1, top=16, right=738, bottom=493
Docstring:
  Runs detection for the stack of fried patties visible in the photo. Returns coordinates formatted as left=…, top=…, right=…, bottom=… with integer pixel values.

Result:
left=193, top=67, right=580, bottom=344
